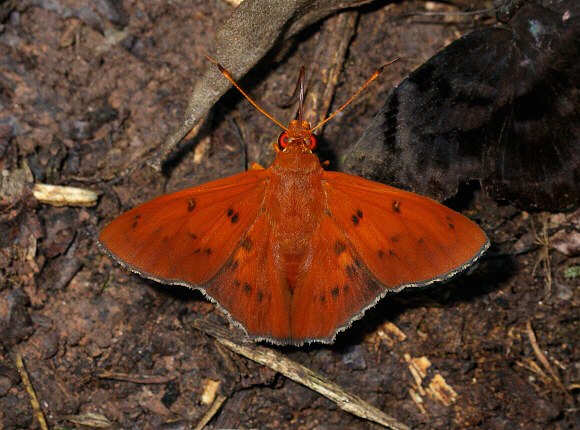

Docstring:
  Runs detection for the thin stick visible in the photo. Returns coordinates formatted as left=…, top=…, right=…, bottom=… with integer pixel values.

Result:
left=194, top=394, right=227, bottom=430
left=15, top=354, right=49, bottom=430
left=192, top=317, right=410, bottom=430
left=96, top=370, right=177, bottom=384
left=526, top=320, right=573, bottom=404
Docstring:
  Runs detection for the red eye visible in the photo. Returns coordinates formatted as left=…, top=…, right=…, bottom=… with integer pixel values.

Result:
left=308, top=134, right=318, bottom=150
left=278, top=132, right=289, bottom=149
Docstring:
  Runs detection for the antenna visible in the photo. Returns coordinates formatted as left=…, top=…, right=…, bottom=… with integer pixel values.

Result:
left=206, top=55, right=288, bottom=131
left=311, top=59, right=397, bottom=133
left=208, top=56, right=397, bottom=134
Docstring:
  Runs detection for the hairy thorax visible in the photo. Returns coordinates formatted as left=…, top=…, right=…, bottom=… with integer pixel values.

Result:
left=266, top=148, right=326, bottom=257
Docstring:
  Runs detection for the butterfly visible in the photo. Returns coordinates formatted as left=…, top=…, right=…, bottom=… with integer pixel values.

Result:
left=99, top=63, right=489, bottom=345
left=343, top=1, right=580, bottom=211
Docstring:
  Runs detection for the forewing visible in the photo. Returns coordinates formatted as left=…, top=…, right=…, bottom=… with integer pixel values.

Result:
left=323, top=171, right=489, bottom=292
left=289, top=172, right=488, bottom=343
left=99, top=170, right=269, bottom=285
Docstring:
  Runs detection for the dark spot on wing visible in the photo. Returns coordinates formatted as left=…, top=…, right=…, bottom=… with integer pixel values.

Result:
left=446, top=216, right=455, bottom=229
left=230, top=260, right=239, bottom=271
left=188, top=198, right=196, bottom=211
left=243, top=283, right=252, bottom=294
left=258, top=291, right=264, bottom=303
left=320, top=294, right=326, bottom=304
left=343, top=285, right=349, bottom=294
left=391, top=234, right=400, bottom=243
left=393, top=200, right=401, bottom=213
left=351, top=214, right=360, bottom=226
left=135, top=214, right=141, bottom=220
left=227, top=208, right=240, bottom=224
left=325, top=209, right=332, bottom=216
left=241, top=237, right=253, bottom=251
left=389, top=250, right=397, bottom=257
left=194, top=248, right=201, bottom=254
left=378, top=250, right=385, bottom=259
left=234, top=280, right=241, bottom=287
left=355, top=258, right=361, bottom=268
left=356, top=210, right=363, bottom=218
left=131, top=221, right=138, bottom=229
left=205, top=248, right=212, bottom=255
left=346, top=265, right=356, bottom=279
left=334, top=241, right=347, bottom=256
left=331, top=287, right=340, bottom=298
left=188, top=233, right=197, bottom=240
left=418, top=238, right=425, bottom=244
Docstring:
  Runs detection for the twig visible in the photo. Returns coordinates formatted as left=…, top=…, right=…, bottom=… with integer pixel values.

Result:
left=62, top=412, right=114, bottom=428
left=526, top=320, right=573, bottom=405
left=96, top=370, right=177, bottom=384
left=32, top=183, right=98, bottom=207
left=15, top=354, right=49, bottom=430
left=191, top=317, right=410, bottom=430
left=194, top=395, right=227, bottom=430
left=530, top=215, right=552, bottom=295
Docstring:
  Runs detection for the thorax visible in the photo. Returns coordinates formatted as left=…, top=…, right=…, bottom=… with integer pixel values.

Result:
left=266, top=149, right=325, bottom=255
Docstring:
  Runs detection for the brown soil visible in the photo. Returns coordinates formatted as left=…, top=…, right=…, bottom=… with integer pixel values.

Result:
left=0, top=1, right=578, bottom=429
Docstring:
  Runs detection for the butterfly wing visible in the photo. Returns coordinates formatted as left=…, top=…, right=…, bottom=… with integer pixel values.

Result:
left=99, top=169, right=270, bottom=287
left=100, top=169, right=296, bottom=341
left=344, top=3, right=580, bottom=210
left=290, top=171, right=489, bottom=342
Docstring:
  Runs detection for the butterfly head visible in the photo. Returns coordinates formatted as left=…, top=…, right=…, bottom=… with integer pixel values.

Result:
left=278, top=120, right=318, bottom=152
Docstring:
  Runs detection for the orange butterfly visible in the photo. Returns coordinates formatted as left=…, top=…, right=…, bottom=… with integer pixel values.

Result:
left=100, top=63, right=489, bottom=345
